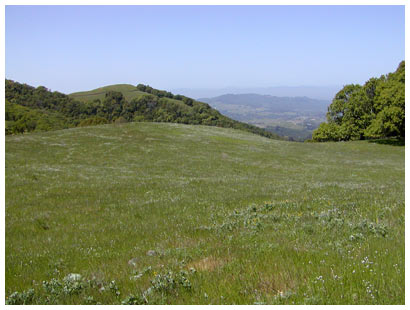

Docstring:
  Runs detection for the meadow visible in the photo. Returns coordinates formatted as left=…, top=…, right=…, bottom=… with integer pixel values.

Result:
left=5, top=122, right=404, bottom=304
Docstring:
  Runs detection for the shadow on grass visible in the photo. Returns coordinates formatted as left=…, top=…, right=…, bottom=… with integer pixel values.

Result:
left=368, top=138, right=404, bottom=146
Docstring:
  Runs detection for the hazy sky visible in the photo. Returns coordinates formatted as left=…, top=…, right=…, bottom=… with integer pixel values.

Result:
left=5, top=5, right=404, bottom=94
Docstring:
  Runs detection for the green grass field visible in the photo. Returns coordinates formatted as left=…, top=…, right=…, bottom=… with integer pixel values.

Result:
left=5, top=122, right=404, bottom=304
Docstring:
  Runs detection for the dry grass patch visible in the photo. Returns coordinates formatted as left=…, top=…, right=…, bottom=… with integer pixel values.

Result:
left=257, top=272, right=297, bottom=296
left=188, top=257, right=226, bottom=272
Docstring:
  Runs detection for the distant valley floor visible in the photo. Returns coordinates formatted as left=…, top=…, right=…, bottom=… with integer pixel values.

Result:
left=198, top=93, right=329, bottom=141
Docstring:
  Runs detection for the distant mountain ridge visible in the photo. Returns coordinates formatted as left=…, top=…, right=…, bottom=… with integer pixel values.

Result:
left=173, top=85, right=341, bottom=100
left=199, top=93, right=330, bottom=141
left=199, top=93, right=329, bottom=113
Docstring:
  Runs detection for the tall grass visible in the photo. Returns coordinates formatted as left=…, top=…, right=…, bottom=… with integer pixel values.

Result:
left=5, top=122, right=404, bottom=304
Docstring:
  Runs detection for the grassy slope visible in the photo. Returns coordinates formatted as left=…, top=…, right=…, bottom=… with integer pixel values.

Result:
left=69, top=84, right=147, bottom=102
left=5, top=123, right=404, bottom=304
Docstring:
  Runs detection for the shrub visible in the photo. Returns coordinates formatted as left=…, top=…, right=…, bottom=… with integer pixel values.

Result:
left=312, top=123, right=343, bottom=142
left=78, top=116, right=109, bottom=127
left=6, top=289, right=35, bottom=305
left=151, top=270, right=192, bottom=293
left=121, top=293, right=146, bottom=305
left=114, top=116, right=128, bottom=124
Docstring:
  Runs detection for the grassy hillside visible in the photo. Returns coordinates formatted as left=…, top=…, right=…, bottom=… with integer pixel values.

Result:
left=69, top=84, right=147, bottom=102
left=5, top=123, right=404, bottom=305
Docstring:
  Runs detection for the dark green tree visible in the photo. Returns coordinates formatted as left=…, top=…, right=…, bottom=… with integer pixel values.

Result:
left=313, top=61, right=405, bottom=141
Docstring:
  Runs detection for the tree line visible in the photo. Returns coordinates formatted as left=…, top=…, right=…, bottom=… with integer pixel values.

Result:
left=5, top=80, right=282, bottom=140
left=312, top=61, right=404, bottom=142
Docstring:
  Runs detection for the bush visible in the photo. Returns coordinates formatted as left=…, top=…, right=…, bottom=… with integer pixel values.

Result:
left=121, top=293, right=146, bottom=305
left=312, top=123, right=343, bottom=142
left=6, top=289, right=35, bottom=305
left=115, top=116, right=128, bottom=124
left=78, top=117, right=109, bottom=127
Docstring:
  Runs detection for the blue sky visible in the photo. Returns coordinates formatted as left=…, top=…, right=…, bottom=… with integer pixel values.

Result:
left=5, top=5, right=405, bottom=94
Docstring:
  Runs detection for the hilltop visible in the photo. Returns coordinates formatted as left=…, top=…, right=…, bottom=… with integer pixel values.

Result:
left=5, top=122, right=404, bottom=304
left=69, top=84, right=146, bottom=102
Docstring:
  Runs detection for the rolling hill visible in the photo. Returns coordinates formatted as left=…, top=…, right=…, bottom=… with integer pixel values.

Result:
left=5, top=80, right=282, bottom=140
left=5, top=122, right=404, bottom=305
left=69, top=84, right=147, bottom=102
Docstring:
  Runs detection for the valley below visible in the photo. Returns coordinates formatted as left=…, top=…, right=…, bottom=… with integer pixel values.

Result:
left=199, top=94, right=329, bottom=141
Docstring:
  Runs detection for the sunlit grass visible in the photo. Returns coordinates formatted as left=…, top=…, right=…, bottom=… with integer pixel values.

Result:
left=5, top=122, right=404, bottom=304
